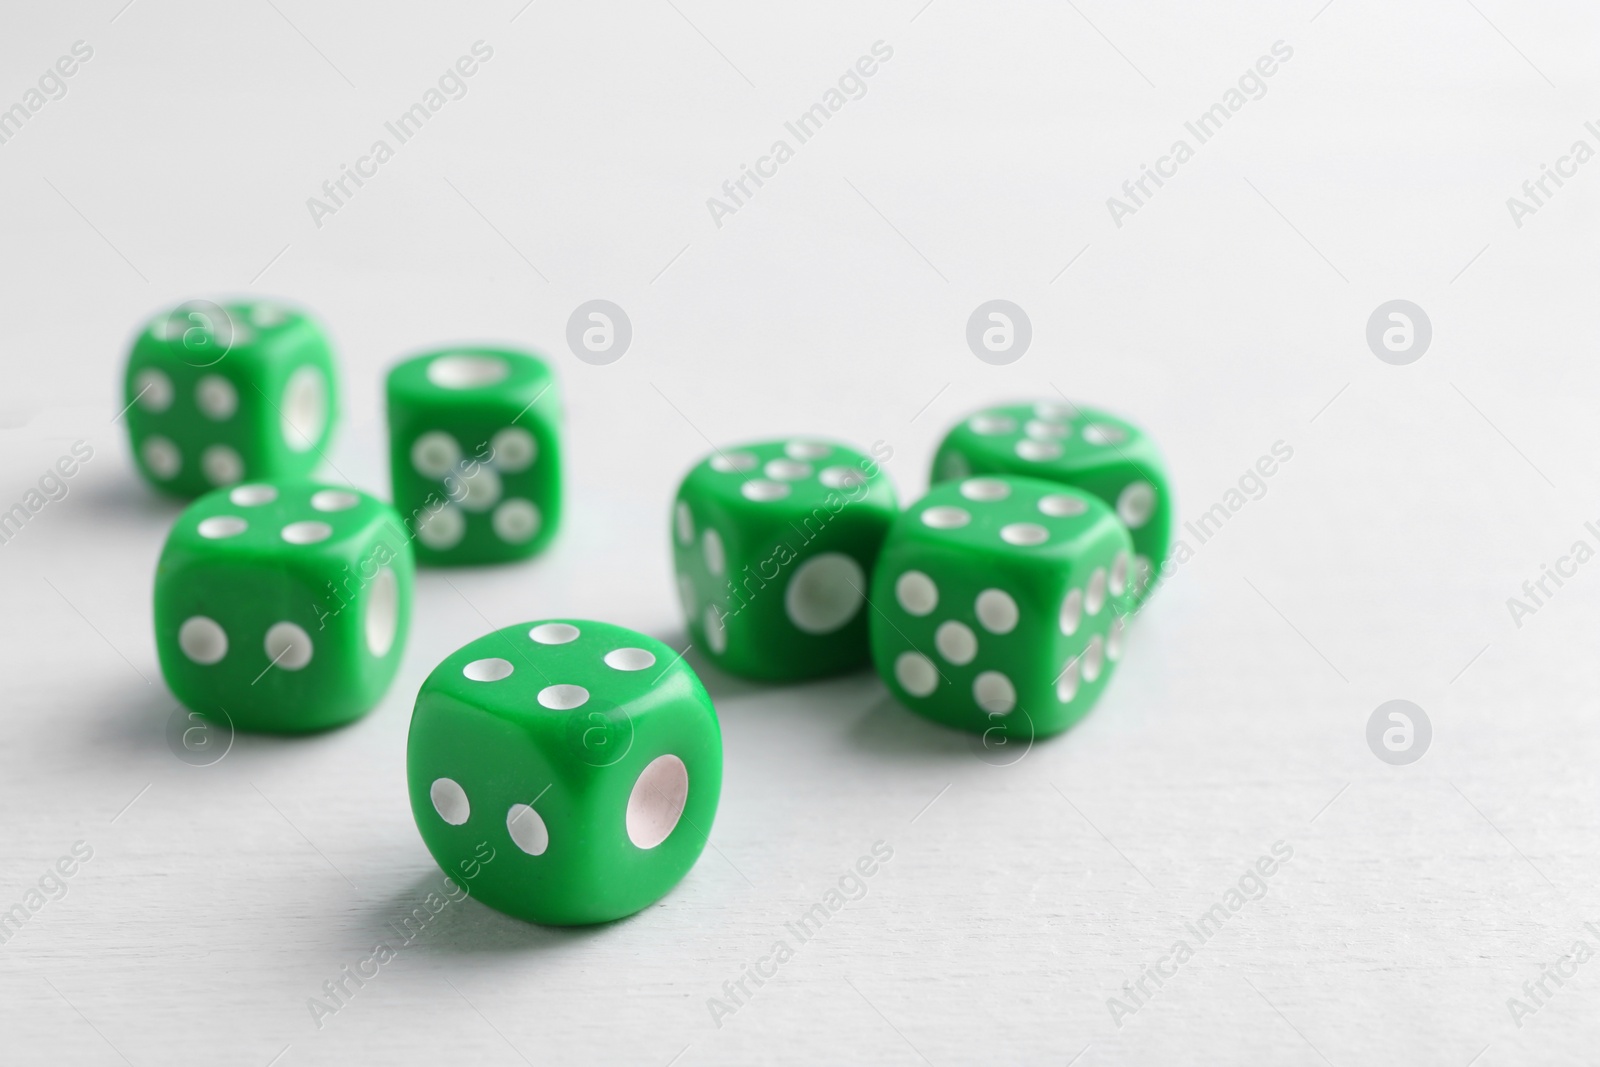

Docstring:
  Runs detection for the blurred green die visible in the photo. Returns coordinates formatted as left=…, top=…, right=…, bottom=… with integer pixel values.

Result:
left=672, top=440, right=897, bottom=681
left=933, top=401, right=1170, bottom=601
left=123, top=300, right=337, bottom=497
left=386, top=348, right=561, bottom=566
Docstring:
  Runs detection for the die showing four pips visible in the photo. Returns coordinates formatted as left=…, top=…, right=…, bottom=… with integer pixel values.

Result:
left=130, top=299, right=1167, bottom=925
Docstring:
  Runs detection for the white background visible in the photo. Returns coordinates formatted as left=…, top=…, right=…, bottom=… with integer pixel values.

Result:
left=2, top=0, right=1599, bottom=1063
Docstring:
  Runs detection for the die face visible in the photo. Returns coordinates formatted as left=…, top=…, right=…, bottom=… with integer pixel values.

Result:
left=672, top=440, right=897, bottom=681
left=933, top=401, right=1170, bottom=602
left=385, top=348, right=561, bottom=566
left=407, top=620, right=722, bottom=926
left=124, top=302, right=337, bottom=498
left=153, top=481, right=414, bottom=733
left=869, top=476, right=1134, bottom=738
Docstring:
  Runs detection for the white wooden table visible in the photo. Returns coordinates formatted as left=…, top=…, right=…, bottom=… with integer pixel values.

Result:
left=2, top=1, right=1597, bottom=1062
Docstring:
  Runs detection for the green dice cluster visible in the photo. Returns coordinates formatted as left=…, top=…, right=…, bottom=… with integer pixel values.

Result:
left=153, top=480, right=414, bottom=733
left=130, top=294, right=1170, bottom=927
left=670, top=402, right=1168, bottom=741
left=385, top=348, right=562, bottom=566
left=671, top=439, right=896, bottom=681
left=407, top=619, right=721, bottom=925
left=123, top=301, right=337, bottom=497
left=932, top=401, right=1171, bottom=603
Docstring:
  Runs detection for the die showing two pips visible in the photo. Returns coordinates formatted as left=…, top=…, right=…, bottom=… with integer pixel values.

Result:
left=153, top=480, right=414, bottom=733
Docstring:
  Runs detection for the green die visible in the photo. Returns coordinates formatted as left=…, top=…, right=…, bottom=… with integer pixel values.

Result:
left=123, top=300, right=338, bottom=498
left=932, top=401, right=1170, bottom=602
left=153, top=480, right=414, bottom=733
left=406, top=619, right=722, bottom=926
left=385, top=348, right=561, bottom=566
left=868, top=475, right=1134, bottom=738
left=672, top=440, right=897, bottom=682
